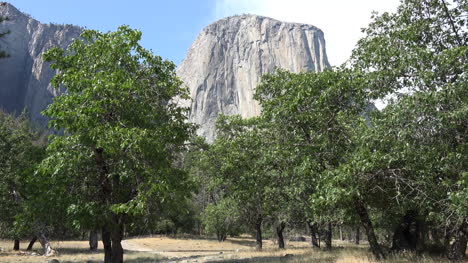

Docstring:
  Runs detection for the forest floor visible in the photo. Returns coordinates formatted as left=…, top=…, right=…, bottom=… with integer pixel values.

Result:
left=0, top=236, right=461, bottom=263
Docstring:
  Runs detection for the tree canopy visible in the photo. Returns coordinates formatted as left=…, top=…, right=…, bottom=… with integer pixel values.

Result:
left=39, top=25, right=193, bottom=263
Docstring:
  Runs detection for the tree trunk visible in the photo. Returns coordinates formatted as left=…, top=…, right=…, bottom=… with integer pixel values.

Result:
left=355, top=226, right=360, bottom=244
left=89, top=230, right=98, bottom=251
left=13, top=239, right=20, bottom=251
left=111, top=221, right=124, bottom=263
left=255, top=216, right=263, bottom=251
left=324, top=222, right=332, bottom=250
left=307, top=220, right=320, bottom=248
left=38, top=232, right=54, bottom=256
left=102, top=227, right=112, bottom=263
left=27, top=236, right=37, bottom=251
left=391, top=210, right=420, bottom=251
left=354, top=198, right=385, bottom=260
left=276, top=221, right=286, bottom=249
left=447, top=218, right=468, bottom=260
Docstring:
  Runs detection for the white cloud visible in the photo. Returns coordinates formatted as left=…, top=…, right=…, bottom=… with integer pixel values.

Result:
left=214, top=0, right=400, bottom=66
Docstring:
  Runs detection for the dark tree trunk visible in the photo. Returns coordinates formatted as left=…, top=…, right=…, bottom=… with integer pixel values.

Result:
left=13, top=239, right=19, bottom=251
left=391, top=210, right=420, bottom=251
left=216, top=231, right=226, bottom=242
left=27, top=236, right=37, bottom=251
left=354, top=198, right=385, bottom=260
left=324, top=222, right=332, bottom=250
left=102, top=227, right=112, bottom=263
left=110, top=217, right=124, bottom=263
left=307, top=220, right=320, bottom=248
left=355, top=226, right=360, bottom=244
left=255, top=216, right=263, bottom=251
left=89, top=230, right=98, bottom=251
left=276, top=221, right=286, bottom=249
left=447, top=218, right=468, bottom=260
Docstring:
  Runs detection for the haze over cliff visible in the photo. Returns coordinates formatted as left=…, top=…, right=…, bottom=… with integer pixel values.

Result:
left=0, top=2, right=81, bottom=126
left=177, top=14, right=330, bottom=141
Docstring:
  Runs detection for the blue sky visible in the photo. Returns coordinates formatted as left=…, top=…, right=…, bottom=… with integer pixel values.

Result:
left=6, top=0, right=400, bottom=66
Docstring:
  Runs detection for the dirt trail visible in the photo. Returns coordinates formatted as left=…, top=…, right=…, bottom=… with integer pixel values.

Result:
left=121, top=238, right=250, bottom=262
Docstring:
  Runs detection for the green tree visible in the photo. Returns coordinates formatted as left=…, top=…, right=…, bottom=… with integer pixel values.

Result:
left=0, top=110, right=45, bottom=250
left=0, top=9, right=10, bottom=59
left=40, top=26, right=193, bottom=263
left=349, top=0, right=467, bottom=259
left=202, top=198, right=241, bottom=242
left=201, top=115, right=288, bottom=250
left=255, top=68, right=374, bottom=253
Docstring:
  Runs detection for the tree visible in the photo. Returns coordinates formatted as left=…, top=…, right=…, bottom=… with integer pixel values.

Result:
left=199, top=115, right=291, bottom=250
left=202, top=198, right=241, bottom=242
left=255, top=68, right=372, bottom=252
left=0, top=110, right=45, bottom=251
left=350, top=0, right=467, bottom=259
left=0, top=11, right=10, bottom=59
left=39, top=26, right=193, bottom=263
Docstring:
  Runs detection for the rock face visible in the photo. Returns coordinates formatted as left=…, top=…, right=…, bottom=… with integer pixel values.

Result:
left=0, top=5, right=330, bottom=136
left=0, top=2, right=81, bottom=126
left=177, top=14, right=330, bottom=141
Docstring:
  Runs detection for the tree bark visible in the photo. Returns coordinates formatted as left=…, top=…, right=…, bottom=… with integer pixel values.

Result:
left=324, top=222, right=332, bottom=250
left=27, top=236, right=37, bottom=251
left=307, top=220, right=320, bottom=248
left=355, top=226, right=360, bottom=244
left=38, top=232, right=54, bottom=256
left=354, top=198, right=385, bottom=260
left=102, top=226, right=112, bottom=263
left=111, top=215, right=124, bottom=263
left=13, top=239, right=19, bottom=251
left=391, top=210, right=420, bottom=251
left=255, top=216, right=263, bottom=251
left=447, top=218, right=468, bottom=260
left=276, top=221, right=286, bottom=249
left=89, top=230, right=98, bottom=251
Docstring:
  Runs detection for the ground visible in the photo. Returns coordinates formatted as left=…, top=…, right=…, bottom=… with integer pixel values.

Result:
left=0, top=236, right=459, bottom=263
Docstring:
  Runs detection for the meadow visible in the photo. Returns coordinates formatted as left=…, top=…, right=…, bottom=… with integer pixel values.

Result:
left=0, top=236, right=457, bottom=263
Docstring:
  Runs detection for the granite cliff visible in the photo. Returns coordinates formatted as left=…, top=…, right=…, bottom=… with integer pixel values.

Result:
left=177, top=14, right=330, bottom=141
left=0, top=2, right=81, bottom=126
left=0, top=4, right=330, bottom=139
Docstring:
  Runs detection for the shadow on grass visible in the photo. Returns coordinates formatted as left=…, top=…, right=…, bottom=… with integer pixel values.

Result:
left=208, top=254, right=338, bottom=263
left=225, top=237, right=257, bottom=247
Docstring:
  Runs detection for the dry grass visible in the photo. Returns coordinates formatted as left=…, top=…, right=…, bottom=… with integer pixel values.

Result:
left=0, top=237, right=461, bottom=263
left=0, top=239, right=163, bottom=263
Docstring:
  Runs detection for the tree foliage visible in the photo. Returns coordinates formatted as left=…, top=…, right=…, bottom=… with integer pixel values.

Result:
left=39, top=25, right=193, bottom=263
left=0, top=111, right=45, bottom=239
left=0, top=9, right=10, bottom=59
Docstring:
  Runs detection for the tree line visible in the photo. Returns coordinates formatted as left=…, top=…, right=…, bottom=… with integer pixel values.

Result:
left=0, top=0, right=466, bottom=262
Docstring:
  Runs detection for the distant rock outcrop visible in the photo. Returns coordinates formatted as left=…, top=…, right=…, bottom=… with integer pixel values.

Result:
left=0, top=5, right=331, bottom=136
left=177, top=14, right=330, bottom=141
left=0, top=2, right=81, bottom=126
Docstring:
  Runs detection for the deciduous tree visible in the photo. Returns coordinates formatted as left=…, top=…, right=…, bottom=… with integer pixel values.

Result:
left=40, top=26, right=193, bottom=263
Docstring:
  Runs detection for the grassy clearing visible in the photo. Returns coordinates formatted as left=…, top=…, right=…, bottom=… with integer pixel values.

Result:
left=0, top=237, right=460, bottom=263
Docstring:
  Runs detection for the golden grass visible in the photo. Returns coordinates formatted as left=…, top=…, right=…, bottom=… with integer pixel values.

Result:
left=0, top=237, right=460, bottom=263
left=0, top=239, right=163, bottom=263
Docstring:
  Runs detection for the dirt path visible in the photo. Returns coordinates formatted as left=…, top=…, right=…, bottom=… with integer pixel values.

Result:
left=121, top=237, right=310, bottom=263
left=122, top=238, right=232, bottom=262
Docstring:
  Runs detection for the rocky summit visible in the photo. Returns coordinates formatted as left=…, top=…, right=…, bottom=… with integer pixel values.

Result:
left=0, top=5, right=330, bottom=139
left=0, top=2, right=81, bottom=126
left=177, top=14, right=330, bottom=141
